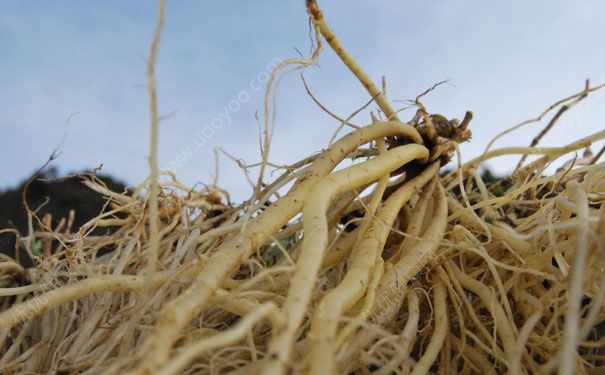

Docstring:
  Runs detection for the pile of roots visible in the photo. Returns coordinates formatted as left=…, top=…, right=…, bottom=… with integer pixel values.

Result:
left=1, top=1, right=605, bottom=374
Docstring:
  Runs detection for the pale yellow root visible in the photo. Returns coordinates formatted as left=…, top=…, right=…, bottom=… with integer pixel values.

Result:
left=333, top=178, right=429, bottom=347
left=450, top=335, right=498, bottom=375
left=0, top=266, right=202, bottom=331
left=452, top=226, right=517, bottom=326
left=368, top=289, right=420, bottom=375
left=308, top=161, right=440, bottom=374
left=511, top=307, right=543, bottom=375
left=447, top=197, right=532, bottom=255
left=319, top=138, right=390, bottom=351
left=246, top=227, right=359, bottom=296
left=144, top=0, right=166, bottom=286
left=156, top=303, right=277, bottom=375
left=213, top=288, right=286, bottom=329
left=481, top=80, right=604, bottom=155
left=262, top=144, right=429, bottom=375
left=448, top=261, right=517, bottom=368
left=451, top=128, right=605, bottom=175
left=444, top=260, right=508, bottom=364
left=307, top=0, right=400, bottom=122
left=410, top=273, right=448, bottom=375
left=3, top=2, right=605, bottom=372
left=559, top=180, right=590, bottom=375
left=346, top=136, right=390, bottom=257
left=238, top=212, right=367, bottom=297
left=334, top=184, right=448, bottom=368
left=334, top=257, right=385, bottom=350
left=322, top=226, right=360, bottom=269
left=370, top=184, right=448, bottom=323
left=130, top=122, right=422, bottom=373
left=390, top=177, right=437, bottom=264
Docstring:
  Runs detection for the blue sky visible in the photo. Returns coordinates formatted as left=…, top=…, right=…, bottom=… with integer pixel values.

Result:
left=1, top=1, right=604, bottom=201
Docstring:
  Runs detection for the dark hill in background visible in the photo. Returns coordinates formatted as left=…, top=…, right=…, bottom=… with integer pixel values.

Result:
left=0, top=168, right=128, bottom=267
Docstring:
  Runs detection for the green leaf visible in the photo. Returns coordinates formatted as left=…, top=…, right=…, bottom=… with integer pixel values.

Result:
left=31, top=239, right=43, bottom=255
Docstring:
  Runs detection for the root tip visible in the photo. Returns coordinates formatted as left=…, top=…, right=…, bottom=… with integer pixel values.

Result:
left=306, top=0, right=322, bottom=21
